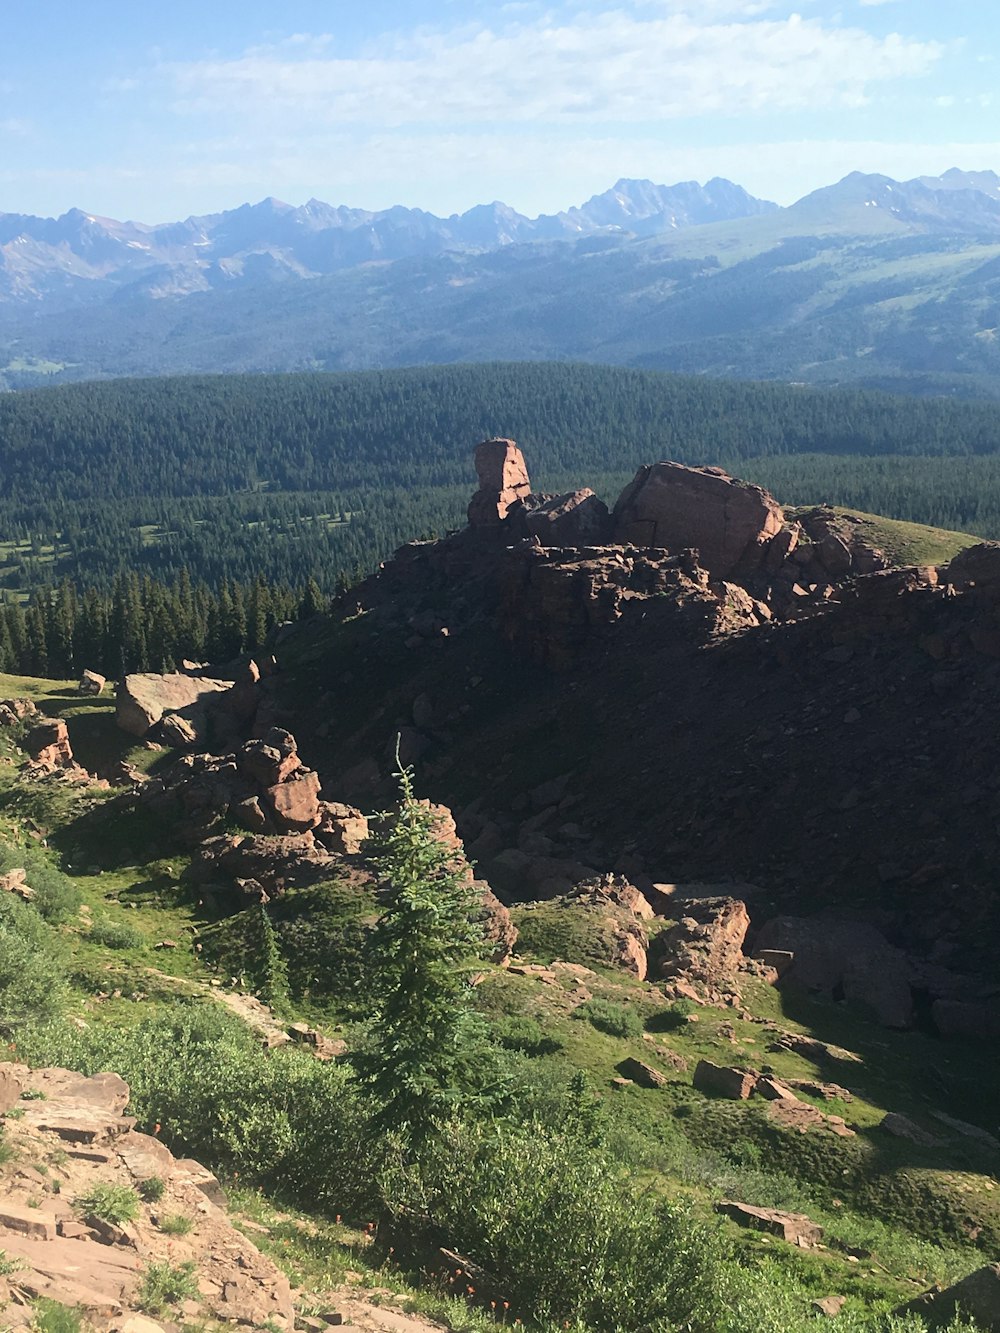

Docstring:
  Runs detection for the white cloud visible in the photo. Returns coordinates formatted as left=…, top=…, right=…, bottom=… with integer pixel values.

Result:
left=162, top=12, right=944, bottom=128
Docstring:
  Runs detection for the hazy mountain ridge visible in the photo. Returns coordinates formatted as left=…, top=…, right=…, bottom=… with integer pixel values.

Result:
left=0, top=177, right=777, bottom=307
left=3, top=168, right=1000, bottom=392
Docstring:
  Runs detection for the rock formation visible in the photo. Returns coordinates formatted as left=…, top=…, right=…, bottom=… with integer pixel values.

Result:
left=140, top=728, right=327, bottom=844
left=648, top=896, right=750, bottom=999
left=612, top=462, right=785, bottom=578
left=116, top=672, right=234, bottom=739
left=467, top=438, right=532, bottom=526
left=0, top=1063, right=293, bottom=1330
left=753, top=915, right=914, bottom=1028
left=77, top=668, right=106, bottom=695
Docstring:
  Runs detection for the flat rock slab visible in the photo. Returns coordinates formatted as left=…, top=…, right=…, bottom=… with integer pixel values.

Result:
left=22, top=1106, right=136, bottom=1143
left=0, top=1204, right=58, bottom=1241
left=0, top=1231, right=142, bottom=1310
left=716, top=1201, right=823, bottom=1248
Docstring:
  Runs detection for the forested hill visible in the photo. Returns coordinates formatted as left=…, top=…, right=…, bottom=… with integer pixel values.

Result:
left=2, top=361, right=1000, bottom=596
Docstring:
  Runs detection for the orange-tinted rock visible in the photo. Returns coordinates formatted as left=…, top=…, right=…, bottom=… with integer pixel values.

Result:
left=716, top=1201, right=823, bottom=1247
left=649, top=896, right=750, bottom=994
left=263, top=769, right=321, bottom=832
left=612, top=462, right=784, bottom=578
left=468, top=438, right=532, bottom=525
left=24, top=718, right=76, bottom=770
left=693, top=1060, right=757, bottom=1099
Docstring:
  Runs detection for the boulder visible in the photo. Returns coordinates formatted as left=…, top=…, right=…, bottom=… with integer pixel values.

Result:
left=479, top=883, right=519, bottom=964
left=753, top=915, right=913, bottom=1028
left=612, top=462, right=784, bottom=578
left=648, top=896, right=750, bottom=995
left=160, top=713, right=200, bottom=748
left=468, top=438, right=532, bottom=526
left=0, top=697, right=39, bottom=726
left=24, top=718, right=76, bottom=770
left=262, top=769, right=321, bottom=832
left=898, top=1263, right=1000, bottom=1329
left=239, top=730, right=300, bottom=786
left=693, top=1060, right=757, bottom=1100
left=77, top=669, right=106, bottom=696
left=317, top=802, right=370, bottom=855
left=618, top=1057, right=668, bottom=1089
left=521, top=489, right=612, bottom=546
left=942, top=542, right=1000, bottom=589
left=879, top=1112, right=944, bottom=1147
left=116, top=673, right=231, bottom=738
left=715, top=1201, right=823, bottom=1247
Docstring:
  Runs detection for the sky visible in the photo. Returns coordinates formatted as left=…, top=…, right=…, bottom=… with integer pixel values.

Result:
left=1, top=0, right=997, bottom=224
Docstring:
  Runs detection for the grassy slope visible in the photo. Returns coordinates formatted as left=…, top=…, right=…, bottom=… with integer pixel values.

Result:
left=786, top=507, right=977, bottom=566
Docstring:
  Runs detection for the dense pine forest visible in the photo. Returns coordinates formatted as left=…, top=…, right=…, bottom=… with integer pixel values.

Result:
left=3, top=361, right=1000, bottom=676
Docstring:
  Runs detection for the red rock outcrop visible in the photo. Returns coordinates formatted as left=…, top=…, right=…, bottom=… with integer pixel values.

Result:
left=612, top=462, right=784, bottom=578
left=0, top=1063, right=293, bottom=1330
left=467, top=438, right=532, bottom=526
left=517, top=488, right=612, bottom=545
left=116, top=672, right=233, bottom=738
left=648, top=896, right=750, bottom=998
left=24, top=718, right=76, bottom=770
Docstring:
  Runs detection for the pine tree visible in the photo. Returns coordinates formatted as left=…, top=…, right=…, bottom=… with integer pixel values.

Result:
left=354, top=762, right=494, bottom=1148
left=251, top=905, right=289, bottom=1009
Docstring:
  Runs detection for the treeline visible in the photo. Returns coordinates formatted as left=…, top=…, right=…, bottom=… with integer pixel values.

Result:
left=0, top=571, right=323, bottom=680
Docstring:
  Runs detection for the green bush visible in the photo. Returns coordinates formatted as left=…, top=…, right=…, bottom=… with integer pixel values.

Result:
left=0, top=845, right=81, bottom=925
left=138, top=1176, right=165, bottom=1203
left=491, top=1015, right=562, bottom=1056
left=74, top=1183, right=139, bottom=1226
left=0, top=894, right=66, bottom=1033
left=400, top=1120, right=726, bottom=1332
left=30, top=1299, right=83, bottom=1333
left=138, top=1260, right=198, bottom=1315
left=573, top=997, right=644, bottom=1039
left=157, top=1212, right=193, bottom=1236
left=86, top=916, right=146, bottom=950
left=21, top=1007, right=384, bottom=1217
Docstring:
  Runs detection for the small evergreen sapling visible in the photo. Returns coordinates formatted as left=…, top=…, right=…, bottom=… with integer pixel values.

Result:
left=253, top=905, right=289, bottom=1008
left=354, top=761, right=494, bottom=1148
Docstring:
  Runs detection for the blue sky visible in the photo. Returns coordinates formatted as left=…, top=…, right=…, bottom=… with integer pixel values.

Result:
left=1, top=1, right=996, bottom=222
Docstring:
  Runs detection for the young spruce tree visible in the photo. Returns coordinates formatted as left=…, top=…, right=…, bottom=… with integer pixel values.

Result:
left=355, top=762, right=493, bottom=1149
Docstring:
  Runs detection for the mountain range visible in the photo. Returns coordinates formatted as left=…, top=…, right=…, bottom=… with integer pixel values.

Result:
left=3, top=168, right=1000, bottom=393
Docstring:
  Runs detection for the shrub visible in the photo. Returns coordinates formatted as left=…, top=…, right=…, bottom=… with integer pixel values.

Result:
left=30, top=1299, right=82, bottom=1333
left=400, top=1120, right=727, bottom=1332
left=86, top=916, right=146, bottom=950
left=138, top=1260, right=198, bottom=1315
left=0, top=845, right=81, bottom=925
left=157, top=1212, right=193, bottom=1236
left=20, top=1007, right=384, bottom=1217
left=74, top=1183, right=139, bottom=1226
left=0, top=894, right=66, bottom=1033
left=138, top=1176, right=165, bottom=1203
left=491, top=1015, right=562, bottom=1056
left=573, top=997, right=643, bottom=1039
